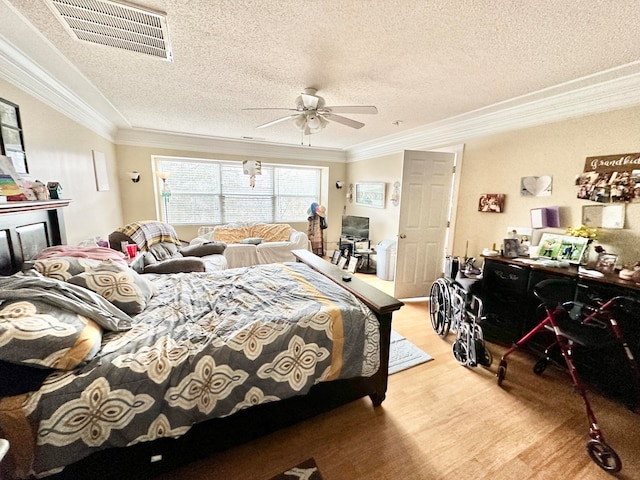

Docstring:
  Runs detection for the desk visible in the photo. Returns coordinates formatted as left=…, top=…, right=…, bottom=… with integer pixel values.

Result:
left=480, top=256, right=640, bottom=406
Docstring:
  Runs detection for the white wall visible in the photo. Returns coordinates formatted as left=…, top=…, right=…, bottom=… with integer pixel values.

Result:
left=341, top=152, right=403, bottom=250
left=347, top=107, right=640, bottom=269
left=454, top=106, right=640, bottom=267
left=0, top=79, right=122, bottom=245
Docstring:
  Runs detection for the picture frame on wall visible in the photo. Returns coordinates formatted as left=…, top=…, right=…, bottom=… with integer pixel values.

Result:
left=355, top=182, right=386, bottom=208
left=478, top=193, right=505, bottom=213
left=0, top=97, right=28, bottom=175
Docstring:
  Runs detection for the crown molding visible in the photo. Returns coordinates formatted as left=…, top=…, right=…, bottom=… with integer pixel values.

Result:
left=347, top=63, right=640, bottom=162
left=0, top=34, right=118, bottom=141
left=4, top=25, right=640, bottom=163
left=115, top=128, right=347, bottom=163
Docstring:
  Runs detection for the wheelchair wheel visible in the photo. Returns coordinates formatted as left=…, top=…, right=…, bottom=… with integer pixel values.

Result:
left=475, top=339, right=492, bottom=367
left=533, top=358, right=548, bottom=375
left=429, top=279, right=451, bottom=337
left=586, top=439, right=622, bottom=473
left=452, top=339, right=468, bottom=365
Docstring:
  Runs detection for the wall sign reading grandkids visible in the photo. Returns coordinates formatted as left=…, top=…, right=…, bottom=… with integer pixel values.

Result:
left=576, top=152, right=640, bottom=203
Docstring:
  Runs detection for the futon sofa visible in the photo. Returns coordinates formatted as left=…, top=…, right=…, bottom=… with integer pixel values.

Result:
left=191, top=222, right=310, bottom=269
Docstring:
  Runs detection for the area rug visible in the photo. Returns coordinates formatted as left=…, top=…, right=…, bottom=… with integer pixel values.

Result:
left=269, top=457, right=324, bottom=479
left=388, top=330, right=433, bottom=374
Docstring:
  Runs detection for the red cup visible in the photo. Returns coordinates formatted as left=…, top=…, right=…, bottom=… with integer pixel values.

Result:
left=126, top=244, right=138, bottom=258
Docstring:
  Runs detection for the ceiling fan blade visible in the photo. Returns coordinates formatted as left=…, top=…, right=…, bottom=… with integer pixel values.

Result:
left=256, top=114, right=299, bottom=129
left=321, top=105, right=378, bottom=114
left=323, top=113, right=365, bottom=129
left=300, top=93, right=319, bottom=109
left=242, top=107, right=298, bottom=112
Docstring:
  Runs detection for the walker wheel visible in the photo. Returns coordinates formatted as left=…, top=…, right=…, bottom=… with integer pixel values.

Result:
left=533, top=358, right=548, bottom=375
left=586, top=439, right=622, bottom=473
left=497, top=360, right=507, bottom=386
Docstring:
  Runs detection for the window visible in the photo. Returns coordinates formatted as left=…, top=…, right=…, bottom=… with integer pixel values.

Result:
left=155, top=157, right=321, bottom=225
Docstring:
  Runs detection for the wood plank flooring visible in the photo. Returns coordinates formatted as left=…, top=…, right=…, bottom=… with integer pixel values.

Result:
left=157, top=274, right=640, bottom=480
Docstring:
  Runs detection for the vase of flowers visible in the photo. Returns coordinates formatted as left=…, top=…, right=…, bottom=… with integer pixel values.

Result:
left=566, top=224, right=598, bottom=265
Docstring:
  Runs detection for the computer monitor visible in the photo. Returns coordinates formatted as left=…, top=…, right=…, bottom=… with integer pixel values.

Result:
left=341, top=215, right=369, bottom=240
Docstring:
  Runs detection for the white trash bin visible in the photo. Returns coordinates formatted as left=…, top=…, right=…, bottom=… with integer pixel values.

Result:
left=376, top=239, right=397, bottom=281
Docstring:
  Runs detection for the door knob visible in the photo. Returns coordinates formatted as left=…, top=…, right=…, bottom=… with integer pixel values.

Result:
left=399, top=233, right=406, bottom=239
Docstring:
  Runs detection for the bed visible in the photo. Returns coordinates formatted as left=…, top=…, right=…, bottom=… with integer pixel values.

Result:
left=0, top=202, right=403, bottom=480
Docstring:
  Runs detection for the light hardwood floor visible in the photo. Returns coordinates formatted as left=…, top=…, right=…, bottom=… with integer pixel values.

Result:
left=157, top=274, right=640, bottom=480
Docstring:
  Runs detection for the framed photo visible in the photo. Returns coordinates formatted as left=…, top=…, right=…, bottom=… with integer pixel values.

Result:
left=582, top=204, right=625, bottom=229
left=503, top=238, right=520, bottom=258
left=355, top=182, right=386, bottom=208
left=347, top=256, right=360, bottom=273
left=478, top=193, right=505, bottom=213
left=337, top=256, right=348, bottom=269
left=537, top=233, right=588, bottom=264
left=331, top=250, right=341, bottom=264
left=0, top=97, right=28, bottom=174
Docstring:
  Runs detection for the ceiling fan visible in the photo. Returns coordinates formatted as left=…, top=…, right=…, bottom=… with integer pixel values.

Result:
left=243, top=88, right=378, bottom=135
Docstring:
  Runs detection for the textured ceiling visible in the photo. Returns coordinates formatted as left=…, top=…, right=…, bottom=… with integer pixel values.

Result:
left=3, top=0, right=640, bottom=150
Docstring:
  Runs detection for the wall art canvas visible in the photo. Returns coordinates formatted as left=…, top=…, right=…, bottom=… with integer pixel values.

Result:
left=576, top=153, right=640, bottom=203
left=521, top=175, right=552, bottom=196
left=355, top=182, right=386, bottom=208
left=93, top=150, right=109, bottom=191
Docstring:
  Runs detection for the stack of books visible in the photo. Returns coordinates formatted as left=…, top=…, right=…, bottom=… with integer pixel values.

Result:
left=0, top=173, right=25, bottom=202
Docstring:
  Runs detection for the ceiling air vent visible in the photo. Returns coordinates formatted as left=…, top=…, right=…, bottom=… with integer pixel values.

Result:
left=46, top=0, right=172, bottom=61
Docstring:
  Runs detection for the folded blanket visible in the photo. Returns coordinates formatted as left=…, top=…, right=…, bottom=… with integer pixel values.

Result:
left=35, top=245, right=127, bottom=265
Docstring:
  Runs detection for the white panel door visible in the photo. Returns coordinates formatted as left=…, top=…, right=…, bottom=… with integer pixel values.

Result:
left=393, top=150, right=455, bottom=299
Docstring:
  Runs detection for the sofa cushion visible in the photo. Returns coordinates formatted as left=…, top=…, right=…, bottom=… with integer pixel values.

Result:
left=249, top=223, right=291, bottom=242
left=213, top=226, right=250, bottom=244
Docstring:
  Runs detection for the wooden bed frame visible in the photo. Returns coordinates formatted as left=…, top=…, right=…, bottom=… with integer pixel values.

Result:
left=0, top=202, right=403, bottom=480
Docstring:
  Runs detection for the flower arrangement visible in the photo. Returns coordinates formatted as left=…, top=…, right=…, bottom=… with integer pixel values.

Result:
left=566, top=224, right=598, bottom=241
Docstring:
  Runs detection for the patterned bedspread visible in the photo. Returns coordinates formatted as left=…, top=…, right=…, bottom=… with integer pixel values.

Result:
left=0, top=262, right=380, bottom=479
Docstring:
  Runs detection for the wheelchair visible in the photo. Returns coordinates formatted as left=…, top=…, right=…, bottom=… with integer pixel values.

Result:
left=497, top=278, right=640, bottom=474
left=429, top=256, right=492, bottom=368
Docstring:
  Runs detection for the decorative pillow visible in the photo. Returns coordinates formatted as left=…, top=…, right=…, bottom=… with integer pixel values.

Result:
left=0, top=299, right=102, bottom=370
left=240, top=237, right=263, bottom=245
left=34, top=257, right=102, bottom=281
left=67, top=262, right=156, bottom=315
left=249, top=223, right=291, bottom=242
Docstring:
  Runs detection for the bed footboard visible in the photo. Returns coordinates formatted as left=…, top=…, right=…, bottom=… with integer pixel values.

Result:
left=292, top=249, right=403, bottom=405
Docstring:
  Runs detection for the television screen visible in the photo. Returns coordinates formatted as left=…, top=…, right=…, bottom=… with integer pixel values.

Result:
left=341, top=215, right=369, bottom=240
